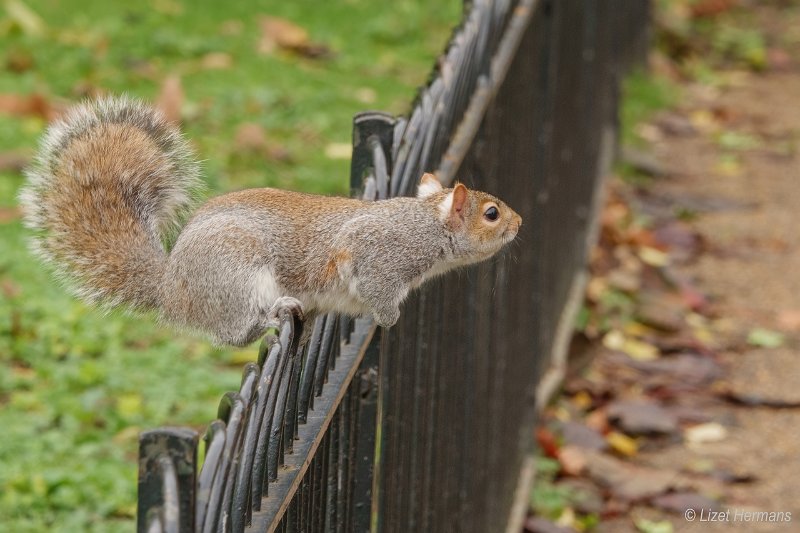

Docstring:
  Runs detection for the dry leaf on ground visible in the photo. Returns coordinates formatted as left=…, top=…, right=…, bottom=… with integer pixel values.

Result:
left=258, top=16, right=332, bottom=59
left=684, top=422, right=728, bottom=445
left=234, top=123, right=291, bottom=162
left=201, top=52, right=233, bottom=70
left=0, top=93, right=60, bottom=121
left=0, top=207, right=22, bottom=224
left=0, top=151, right=31, bottom=173
left=559, top=421, right=608, bottom=451
left=777, top=309, right=800, bottom=332
left=608, top=401, right=679, bottom=435
left=584, top=451, right=679, bottom=501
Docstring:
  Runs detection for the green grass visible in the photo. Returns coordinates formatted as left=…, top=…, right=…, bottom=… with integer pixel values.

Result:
left=620, top=70, right=679, bottom=147
left=0, top=0, right=460, bottom=530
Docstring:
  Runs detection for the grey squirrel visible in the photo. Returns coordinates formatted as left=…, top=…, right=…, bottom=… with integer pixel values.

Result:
left=20, top=97, right=522, bottom=346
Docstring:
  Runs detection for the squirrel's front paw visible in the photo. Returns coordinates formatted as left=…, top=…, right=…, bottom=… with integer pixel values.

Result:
left=373, top=307, right=400, bottom=328
left=267, top=296, right=305, bottom=325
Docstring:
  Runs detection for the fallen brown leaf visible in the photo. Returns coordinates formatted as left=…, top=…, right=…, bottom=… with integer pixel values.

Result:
left=0, top=207, right=22, bottom=223
left=607, top=267, right=641, bottom=293
left=6, top=48, right=35, bottom=73
left=636, top=294, right=685, bottom=332
left=708, top=468, right=756, bottom=484
left=235, top=123, right=268, bottom=151
left=535, top=427, right=560, bottom=459
left=716, top=388, right=800, bottom=409
left=258, top=16, right=332, bottom=59
left=608, top=401, right=679, bottom=436
left=620, top=146, right=669, bottom=178
left=690, top=0, right=737, bottom=19
left=653, top=221, right=704, bottom=263
left=654, top=111, right=697, bottom=137
left=201, top=52, right=233, bottom=70
left=2, top=278, right=22, bottom=298
left=234, top=123, right=291, bottom=162
left=558, top=445, right=588, bottom=476
left=777, top=309, right=800, bottom=332
left=626, top=353, right=722, bottom=387
left=584, top=450, right=679, bottom=501
left=559, top=420, right=608, bottom=451
left=0, top=151, right=31, bottom=173
left=0, top=93, right=61, bottom=121
left=585, top=407, right=610, bottom=434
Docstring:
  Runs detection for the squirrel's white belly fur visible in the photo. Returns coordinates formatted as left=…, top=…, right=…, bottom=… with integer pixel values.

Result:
left=258, top=268, right=366, bottom=325
left=301, top=255, right=369, bottom=318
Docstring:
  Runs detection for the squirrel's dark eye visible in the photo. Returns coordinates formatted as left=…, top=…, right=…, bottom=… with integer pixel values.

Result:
left=484, top=206, right=499, bottom=221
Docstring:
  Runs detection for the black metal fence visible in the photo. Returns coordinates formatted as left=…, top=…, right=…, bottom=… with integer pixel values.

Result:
left=137, top=1, right=650, bottom=532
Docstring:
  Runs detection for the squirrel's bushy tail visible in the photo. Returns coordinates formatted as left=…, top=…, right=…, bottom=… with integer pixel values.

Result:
left=19, top=96, right=202, bottom=310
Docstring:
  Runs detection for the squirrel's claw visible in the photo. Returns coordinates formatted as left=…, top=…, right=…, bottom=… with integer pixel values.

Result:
left=266, top=296, right=306, bottom=327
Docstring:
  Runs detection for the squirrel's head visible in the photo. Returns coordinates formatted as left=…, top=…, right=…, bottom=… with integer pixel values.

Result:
left=417, top=173, right=522, bottom=262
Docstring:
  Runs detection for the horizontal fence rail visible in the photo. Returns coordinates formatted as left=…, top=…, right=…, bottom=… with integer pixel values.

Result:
left=137, top=0, right=651, bottom=532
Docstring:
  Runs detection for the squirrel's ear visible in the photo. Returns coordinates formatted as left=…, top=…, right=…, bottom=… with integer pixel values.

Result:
left=450, top=183, right=468, bottom=220
left=417, top=173, right=443, bottom=198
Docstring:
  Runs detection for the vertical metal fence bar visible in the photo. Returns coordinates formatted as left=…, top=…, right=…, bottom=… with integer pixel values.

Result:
left=137, top=428, right=198, bottom=533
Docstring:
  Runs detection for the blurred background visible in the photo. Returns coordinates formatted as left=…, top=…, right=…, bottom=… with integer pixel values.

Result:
left=529, top=1, right=800, bottom=532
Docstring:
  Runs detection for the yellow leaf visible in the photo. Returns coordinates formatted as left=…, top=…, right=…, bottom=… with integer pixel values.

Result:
left=638, top=246, right=669, bottom=267
left=229, top=348, right=255, bottom=365
left=689, top=109, right=718, bottom=133
left=624, top=321, right=658, bottom=338
left=622, top=338, right=659, bottom=360
left=572, top=391, right=593, bottom=410
left=324, top=143, right=351, bottom=160
left=685, top=422, right=728, bottom=445
left=607, top=431, right=638, bottom=456
left=556, top=507, right=577, bottom=529
left=605, top=331, right=659, bottom=360
left=602, top=330, right=625, bottom=351
left=5, top=0, right=46, bottom=37
left=586, top=276, right=609, bottom=302
left=117, top=393, right=143, bottom=418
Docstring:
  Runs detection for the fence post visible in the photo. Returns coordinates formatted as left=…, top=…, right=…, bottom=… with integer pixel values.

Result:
left=350, top=111, right=396, bottom=200
left=347, top=111, right=396, bottom=531
left=350, top=334, right=381, bottom=531
left=137, top=428, right=199, bottom=533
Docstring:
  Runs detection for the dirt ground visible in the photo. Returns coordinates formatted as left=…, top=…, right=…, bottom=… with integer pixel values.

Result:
left=601, top=72, right=800, bottom=533
left=528, top=5, right=800, bottom=533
